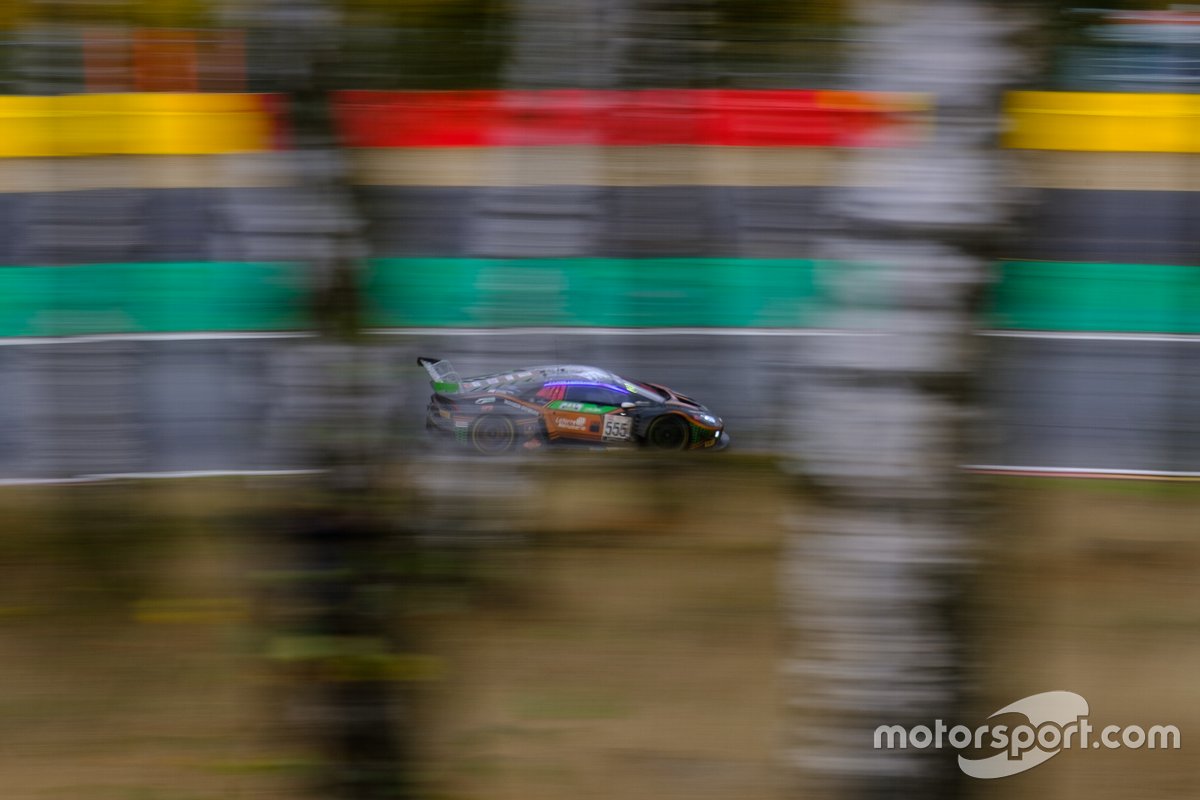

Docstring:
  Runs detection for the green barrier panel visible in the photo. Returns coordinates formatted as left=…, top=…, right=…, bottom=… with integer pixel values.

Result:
left=366, top=258, right=1200, bottom=332
left=990, top=261, right=1200, bottom=333
left=0, top=262, right=308, bottom=337
left=364, top=258, right=827, bottom=328
left=0, top=258, right=1197, bottom=336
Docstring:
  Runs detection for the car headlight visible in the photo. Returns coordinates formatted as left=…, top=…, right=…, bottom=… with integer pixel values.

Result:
left=694, top=413, right=719, bottom=427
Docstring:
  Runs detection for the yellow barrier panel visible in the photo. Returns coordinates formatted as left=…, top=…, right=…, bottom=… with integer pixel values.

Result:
left=0, top=93, right=274, bottom=156
left=57, top=94, right=128, bottom=155
left=1005, top=92, right=1200, bottom=153
left=114, top=93, right=273, bottom=155
left=0, top=97, right=61, bottom=157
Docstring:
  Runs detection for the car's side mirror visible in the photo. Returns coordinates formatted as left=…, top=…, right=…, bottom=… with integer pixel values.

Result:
left=620, top=402, right=637, bottom=410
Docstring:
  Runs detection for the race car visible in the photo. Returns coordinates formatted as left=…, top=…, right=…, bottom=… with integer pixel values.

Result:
left=419, top=357, right=728, bottom=454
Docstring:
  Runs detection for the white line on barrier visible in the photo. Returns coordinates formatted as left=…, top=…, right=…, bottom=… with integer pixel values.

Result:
left=0, top=332, right=313, bottom=346
left=369, top=327, right=880, bottom=337
left=0, top=469, right=320, bottom=486
left=0, top=328, right=1196, bottom=345
left=965, top=465, right=1200, bottom=480
left=979, top=330, right=1200, bottom=343
left=1, top=465, right=1195, bottom=486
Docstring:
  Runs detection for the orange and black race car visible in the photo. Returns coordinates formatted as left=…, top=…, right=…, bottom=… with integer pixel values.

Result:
left=419, top=357, right=728, bottom=454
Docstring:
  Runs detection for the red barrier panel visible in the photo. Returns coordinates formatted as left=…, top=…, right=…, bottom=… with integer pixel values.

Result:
left=337, top=90, right=501, bottom=147
left=335, top=90, right=924, bottom=148
left=713, top=90, right=823, bottom=145
left=490, top=90, right=605, bottom=145
left=603, top=90, right=718, bottom=145
left=817, top=91, right=923, bottom=147
left=257, top=93, right=291, bottom=151
left=708, top=90, right=922, bottom=146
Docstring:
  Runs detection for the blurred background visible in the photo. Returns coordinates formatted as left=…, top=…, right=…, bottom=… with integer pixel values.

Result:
left=0, top=1, right=1196, bottom=799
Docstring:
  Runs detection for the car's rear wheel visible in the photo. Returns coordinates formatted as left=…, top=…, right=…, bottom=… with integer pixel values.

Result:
left=470, top=415, right=516, bottom=454
left=645, top=415, right=690, bottom=450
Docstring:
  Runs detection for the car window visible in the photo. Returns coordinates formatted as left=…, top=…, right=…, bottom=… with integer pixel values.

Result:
left=563, top=384, right=629, bottom=407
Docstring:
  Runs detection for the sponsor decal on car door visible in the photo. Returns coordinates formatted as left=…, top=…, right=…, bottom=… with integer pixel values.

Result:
left=547, top=411, right=597, bottom=439
left=543, top=403, right=594, bottom=440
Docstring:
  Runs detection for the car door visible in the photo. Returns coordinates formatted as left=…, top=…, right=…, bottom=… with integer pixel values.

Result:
left=544, top=384, right=633, bottom=442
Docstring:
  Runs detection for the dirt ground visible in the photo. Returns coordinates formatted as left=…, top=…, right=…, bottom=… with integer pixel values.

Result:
left=0, top=463, right=1196, bottom=799
left=973, top=479, right=1200, bottom=800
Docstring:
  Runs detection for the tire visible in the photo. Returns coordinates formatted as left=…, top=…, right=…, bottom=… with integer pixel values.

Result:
left=469, top=415, right=516, bottom=455
left=645, top=415, right=690, bottom=451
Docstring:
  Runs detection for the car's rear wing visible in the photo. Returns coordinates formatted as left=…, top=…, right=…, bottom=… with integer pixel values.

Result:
left=417, top=356, right=462, bottom=394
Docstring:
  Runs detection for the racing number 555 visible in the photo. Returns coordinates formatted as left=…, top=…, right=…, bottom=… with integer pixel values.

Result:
left=602, top=414, right=633, bottom=442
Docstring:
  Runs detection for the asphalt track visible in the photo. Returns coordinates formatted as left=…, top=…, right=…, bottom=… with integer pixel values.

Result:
left=0, top=331, right=1195, bottom=479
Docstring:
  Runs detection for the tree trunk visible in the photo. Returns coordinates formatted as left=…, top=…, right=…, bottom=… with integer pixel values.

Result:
left=244, top=3, right=414, bottom=798
left=784, top=2, right=1034, bottom=797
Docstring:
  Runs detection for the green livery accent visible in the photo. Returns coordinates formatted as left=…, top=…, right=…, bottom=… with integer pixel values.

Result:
left=548, top=400, right=615, bottom=415
left=432, top=381, right=460, bottom=393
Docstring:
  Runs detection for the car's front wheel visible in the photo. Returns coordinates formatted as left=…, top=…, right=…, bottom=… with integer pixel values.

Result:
left=645, top=415, right=690, bottom=451
left=469, top=415, right=516, bottom=455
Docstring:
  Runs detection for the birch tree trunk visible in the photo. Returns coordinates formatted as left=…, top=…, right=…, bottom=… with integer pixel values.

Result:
left=785, top=2, right=1034, bottom=797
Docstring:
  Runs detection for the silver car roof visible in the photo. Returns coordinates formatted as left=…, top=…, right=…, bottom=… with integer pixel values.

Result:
left=460, top=364, right=618, bottom=392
